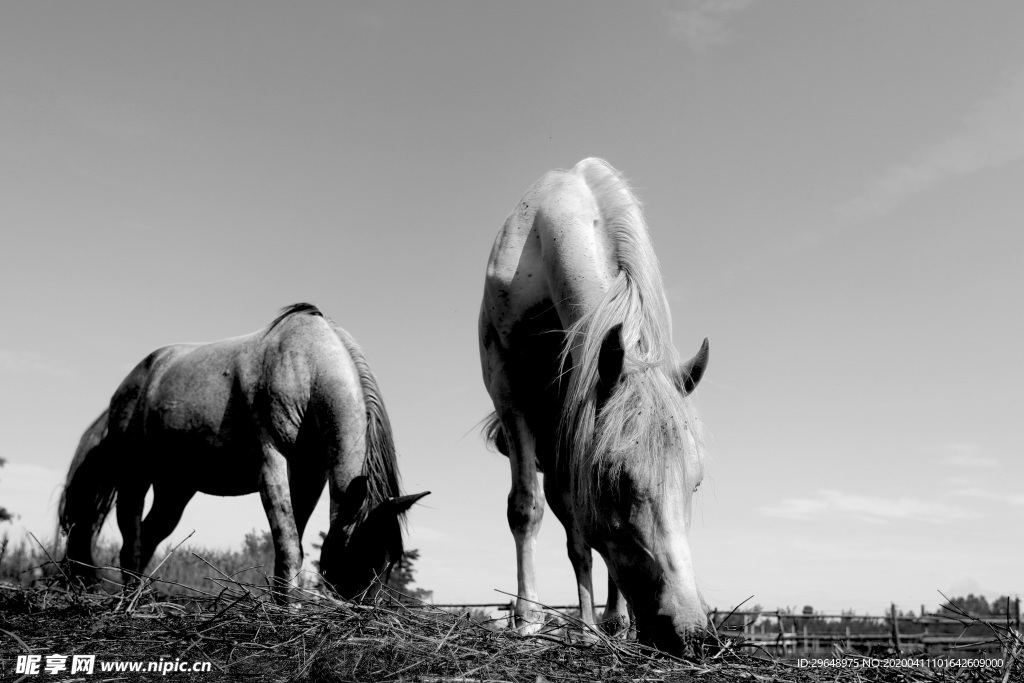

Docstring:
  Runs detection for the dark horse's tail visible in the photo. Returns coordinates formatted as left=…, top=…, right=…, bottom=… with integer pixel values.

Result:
left=57, top=409, right=116, bottom=578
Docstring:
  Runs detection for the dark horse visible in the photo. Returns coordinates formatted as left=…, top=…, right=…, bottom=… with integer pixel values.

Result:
left=59, top=304, right=428, bottom=599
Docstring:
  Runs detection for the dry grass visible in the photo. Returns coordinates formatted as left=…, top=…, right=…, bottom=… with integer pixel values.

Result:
left=0, top=557, right=1020, bottom=682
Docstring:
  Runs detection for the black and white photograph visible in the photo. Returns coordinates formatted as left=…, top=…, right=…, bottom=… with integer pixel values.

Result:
left=1, top=2, right=1021, bottom=680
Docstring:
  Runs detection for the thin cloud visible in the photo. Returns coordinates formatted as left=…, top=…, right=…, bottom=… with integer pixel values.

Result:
left=0, top=349, right=76, bottom=378
left=760, top=489, right=977, bottom=524
left=667, top=0, right=760, bottom=53
left=838, top=68, right=1024, bottom=224
left=949, top=488, right=1024, bottom=507
left=941, top=443, right=999, bottom=469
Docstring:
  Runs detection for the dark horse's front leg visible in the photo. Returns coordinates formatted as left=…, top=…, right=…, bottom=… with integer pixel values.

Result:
left=138, top=483, right=196, bottom=571
left=258, top=443, right=303, bottom=603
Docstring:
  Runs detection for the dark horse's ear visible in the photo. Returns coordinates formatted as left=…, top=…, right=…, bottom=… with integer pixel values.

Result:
left=677, top=337, right=709, bottom=396
left=385, top=491, right=430, bottom=515
left=597, top=323, right=625, bottom=399
left=338, top=475, right=370, bottom=521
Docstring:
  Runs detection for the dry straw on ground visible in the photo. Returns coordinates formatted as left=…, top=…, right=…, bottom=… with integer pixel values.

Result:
left=1, top=555, right=1020, bottom=682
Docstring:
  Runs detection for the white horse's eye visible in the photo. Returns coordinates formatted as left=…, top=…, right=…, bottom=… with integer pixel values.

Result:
left=692, top=482, right=701, bottom=494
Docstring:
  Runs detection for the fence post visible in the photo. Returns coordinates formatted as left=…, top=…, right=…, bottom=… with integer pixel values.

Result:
left=921, top=608, right=930, bottom=657
left=890, top=603, right=901, bottom=653
left=776, top=609, right=785, bottom=656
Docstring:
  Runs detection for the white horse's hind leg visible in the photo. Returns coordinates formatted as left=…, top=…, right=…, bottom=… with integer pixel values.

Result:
left=504, top=414, right=546, bottom=634
left=258, top=443, right=302, bottom=603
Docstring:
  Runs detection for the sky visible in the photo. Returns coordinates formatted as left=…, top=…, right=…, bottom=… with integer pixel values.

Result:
left=1, top=1, right=1022, bottom=617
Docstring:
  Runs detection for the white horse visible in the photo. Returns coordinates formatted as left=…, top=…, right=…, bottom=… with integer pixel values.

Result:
left=480, top=159, right=710, bottom=652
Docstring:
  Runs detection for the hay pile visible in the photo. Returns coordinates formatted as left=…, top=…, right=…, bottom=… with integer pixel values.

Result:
left=1, top=562, right=1020, bottom=682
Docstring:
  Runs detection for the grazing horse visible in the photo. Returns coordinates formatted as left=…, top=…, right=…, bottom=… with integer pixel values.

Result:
left=479, top=159, right=710, bottom=652
left=59, top=303, right=428, bottom=599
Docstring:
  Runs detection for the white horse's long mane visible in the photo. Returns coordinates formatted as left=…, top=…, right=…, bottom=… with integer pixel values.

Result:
left=558, top=158, right=704, bottom=517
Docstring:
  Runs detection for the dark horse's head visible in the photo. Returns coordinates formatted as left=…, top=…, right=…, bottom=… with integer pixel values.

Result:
left=319, top=475, right=429, bottom=599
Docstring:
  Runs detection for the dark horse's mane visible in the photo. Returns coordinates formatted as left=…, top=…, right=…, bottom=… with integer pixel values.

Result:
left=266, top=302, right=324, bottom=334
left=268, top=302, right=404, bottom=527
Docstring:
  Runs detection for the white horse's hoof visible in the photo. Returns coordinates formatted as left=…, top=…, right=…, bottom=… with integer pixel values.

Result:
left=572, top=628, right=602, bottom=644
left=600, top=613, right=630, bottom=637
left=514, top=614, right=545, bottom=635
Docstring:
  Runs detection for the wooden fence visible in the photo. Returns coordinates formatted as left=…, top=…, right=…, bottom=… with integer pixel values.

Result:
left=709, top=602, right=1021, bottom=657
left=427, top=600, right=1021, bottom=658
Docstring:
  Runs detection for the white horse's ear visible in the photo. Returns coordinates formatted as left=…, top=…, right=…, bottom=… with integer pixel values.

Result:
left=598, top=324, right=626, bottom=391
left=677, top=337, right=709, bottom=396
left=387, top=491, right=430, bottom=515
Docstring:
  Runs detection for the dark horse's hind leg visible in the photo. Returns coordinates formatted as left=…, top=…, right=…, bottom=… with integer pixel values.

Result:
left=138, top=483, right=196, bottom=571
left=116, top=480, right=148, bottom=582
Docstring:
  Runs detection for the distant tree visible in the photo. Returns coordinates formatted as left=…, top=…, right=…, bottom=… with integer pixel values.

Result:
left=992, top=596, right=1019, bottom=617
left=944, top=594, right=1019, bottom=618
left=386, top=548, right=433, bottom=602
left=240, top=528, right=275, bottom=567
left=942, top=594, right=994, bottom=616
left=0, top=457, right=12, bottom=524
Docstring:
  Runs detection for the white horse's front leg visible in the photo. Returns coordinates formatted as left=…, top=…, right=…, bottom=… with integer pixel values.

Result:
left=602, top=571, right=631, bottom=636
left=570, top=531, right=596, bottom=629
left=544, top=483, right=597, bottom=632
left=505, top=415, right=545, bottom=634
left=258, top=443, right=302, bottom=603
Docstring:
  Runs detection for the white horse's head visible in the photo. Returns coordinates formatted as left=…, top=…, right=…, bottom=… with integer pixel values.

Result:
left=577, top=325, right=709, bottom=652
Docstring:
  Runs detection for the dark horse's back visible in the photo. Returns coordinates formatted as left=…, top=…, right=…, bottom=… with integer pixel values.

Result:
left=104, top=308, right=365, bottom=498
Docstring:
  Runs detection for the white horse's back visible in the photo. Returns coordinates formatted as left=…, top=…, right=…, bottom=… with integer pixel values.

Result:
left=483, top=159, right=633, bottom=346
